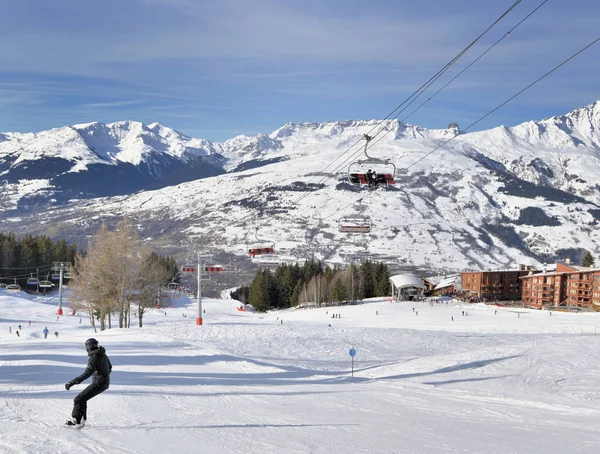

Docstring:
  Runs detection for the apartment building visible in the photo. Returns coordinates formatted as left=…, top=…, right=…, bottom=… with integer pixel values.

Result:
left=461, top=269, right=529, bottom=301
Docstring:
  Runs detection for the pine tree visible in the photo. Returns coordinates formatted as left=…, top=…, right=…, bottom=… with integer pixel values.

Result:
left=331, top=273, right=348, bottom=303
left=360, top=260, right=375, bottom=298
left=581, top=250, right=595, bottom=267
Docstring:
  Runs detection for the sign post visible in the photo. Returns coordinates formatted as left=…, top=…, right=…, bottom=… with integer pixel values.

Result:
left=349, top=347, right=356, bottom=377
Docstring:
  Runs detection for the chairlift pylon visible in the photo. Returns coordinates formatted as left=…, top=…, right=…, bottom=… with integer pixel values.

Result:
left=348, top=134, right=396, bottom=189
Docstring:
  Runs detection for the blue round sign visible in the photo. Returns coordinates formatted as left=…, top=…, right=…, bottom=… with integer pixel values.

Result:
left=349, top=348, right=356, bottom=358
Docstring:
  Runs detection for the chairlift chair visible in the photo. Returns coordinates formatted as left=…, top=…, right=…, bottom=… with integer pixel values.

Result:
left=348, top=134, right=396, bottom=188
left=248, top=227, right=275, bottom=257
left=204, top=265, right=223, bottom=273
left=256, top=255, right=282, bottom=268
left=27, top=277, right=39, bottom=286
left=6, top=284, right=21, bottom=292
left=39, top=280, right=53, bottom=288
left=64, top=266, right=74, bottom=279
left=0, top=283, right=6, bottom=289
left=181, top=264, right=197, bottom=274
left=167, top=282, right=181, bottom=291
left=338, top=216, right=372, bottom=234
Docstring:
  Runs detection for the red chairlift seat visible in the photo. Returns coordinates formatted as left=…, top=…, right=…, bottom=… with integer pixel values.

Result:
left=248, top=246, right=275, bottom=257
left=338, top=216, right=372, bottom=234
left=348, top=134, right=396, bottom=188
left=204, top=265, right=223, bottom=272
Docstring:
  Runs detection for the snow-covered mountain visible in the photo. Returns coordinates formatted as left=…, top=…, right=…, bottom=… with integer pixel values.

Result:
left=1, top=102, right=600, bottom=274
left=0, top=121, right=226, bottom=204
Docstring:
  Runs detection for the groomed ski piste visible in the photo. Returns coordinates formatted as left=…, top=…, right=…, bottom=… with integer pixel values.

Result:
left=1, top=290, right=599, bottom=454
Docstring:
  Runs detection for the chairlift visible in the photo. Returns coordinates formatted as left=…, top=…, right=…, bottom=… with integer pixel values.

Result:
left=0, top=283, right=6, bottom=289
left=256, top=255, right=282, bottom=268
left=51, top=274, right=60, bottom=281
left=6, top=283, right=21, bottom=292
left=181, top=265, right=197, bottom=274
left=27, top=277, right=39, bottom=286
left=248, top=227, right=275, bottom=257
left=338, top=216, right=372, bottom=234
left=338, top=199, right=372, bottom=233
left=167, top=282, right=181, bottom=291
left=64, top=266, right=74, bottom=279
left=39, top=280, right=53, bottom=288
left=348, top=134, right=396, bottom=188
left=204, top=265, right=223, bottom=273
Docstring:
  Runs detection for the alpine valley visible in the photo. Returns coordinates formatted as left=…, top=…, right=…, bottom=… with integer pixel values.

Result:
left=1, top=102, right=600, bottom=275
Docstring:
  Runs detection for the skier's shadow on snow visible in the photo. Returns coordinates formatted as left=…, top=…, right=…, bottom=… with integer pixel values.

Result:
left=91, top=422, right=359, bottom=430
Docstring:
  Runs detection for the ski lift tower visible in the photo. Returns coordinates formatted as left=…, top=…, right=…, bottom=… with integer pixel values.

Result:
left=52, top=262, right=68, bottom=315
left=182, top=252, right=212, bottom=325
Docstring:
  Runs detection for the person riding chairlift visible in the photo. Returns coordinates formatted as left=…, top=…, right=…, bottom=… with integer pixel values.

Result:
left=366, top=169, right=379, bottom=189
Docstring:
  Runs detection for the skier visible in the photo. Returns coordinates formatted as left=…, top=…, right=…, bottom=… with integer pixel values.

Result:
left=54, top=331, right=59, bottom=338
left=43, top=327, right=49, bottom=339
left=64, top=338, right=112, bottom=426
left=9, top=326, right=11, bottom=334
left=18, top=324, right=22, bottom=330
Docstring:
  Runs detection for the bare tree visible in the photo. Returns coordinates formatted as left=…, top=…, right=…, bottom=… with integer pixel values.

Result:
left=69, top=218, right=174, bottom=331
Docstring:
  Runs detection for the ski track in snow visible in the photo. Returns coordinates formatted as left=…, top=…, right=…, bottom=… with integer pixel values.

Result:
left=0, top=291, right=599, bottom=453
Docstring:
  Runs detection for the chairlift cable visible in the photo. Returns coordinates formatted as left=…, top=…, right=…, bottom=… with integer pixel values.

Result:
left=368, top=0, right=550, bottom=150
left=406, top=35, right=600, bottom=171
left=303, top=0, right=549, bottom=189
left=289, top=0, right=523, bottom=205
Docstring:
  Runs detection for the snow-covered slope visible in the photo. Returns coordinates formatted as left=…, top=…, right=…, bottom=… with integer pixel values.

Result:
left=1, top=102, right=600, bottom=272
left=1, top=292, right=599, bottom=453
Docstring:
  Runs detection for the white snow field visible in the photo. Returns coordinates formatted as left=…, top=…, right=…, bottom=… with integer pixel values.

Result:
left=1, top=291, right=599, bottom=454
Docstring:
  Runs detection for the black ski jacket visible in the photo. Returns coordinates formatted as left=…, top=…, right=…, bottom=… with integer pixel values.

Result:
left=74, top=346, right=112, bottom=388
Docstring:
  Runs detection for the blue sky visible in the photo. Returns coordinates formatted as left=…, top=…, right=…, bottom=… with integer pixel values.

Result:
left=1, top=0, right=599, bottom=141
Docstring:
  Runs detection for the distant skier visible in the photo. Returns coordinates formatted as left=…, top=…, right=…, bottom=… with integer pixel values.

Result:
left=28, top=320, right=31, bottom=326
left=9, top=326, right=11, bottom=334
left=54, top=331, right=59, bottom=338
left=43, top=327, right=49, bottom=339
left=18, top=324, right=22, bottom=330
left=16, top=331, right=20, bottom=337
left=64, top=338, right=112, bottom=426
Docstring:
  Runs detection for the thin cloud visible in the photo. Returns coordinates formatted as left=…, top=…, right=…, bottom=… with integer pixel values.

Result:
left=82, top=100, right=147, bottom=109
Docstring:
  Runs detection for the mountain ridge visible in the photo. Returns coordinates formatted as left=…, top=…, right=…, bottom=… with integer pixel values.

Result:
left=1, top=101, right=600, bottom=273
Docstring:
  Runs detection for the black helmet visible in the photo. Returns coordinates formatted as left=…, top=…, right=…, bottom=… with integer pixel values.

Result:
left=85, top=338, right=99, bottom=353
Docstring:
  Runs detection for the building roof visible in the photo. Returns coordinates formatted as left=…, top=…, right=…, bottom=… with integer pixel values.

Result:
left=389, top=274, right=425, bottom=289
left=423, top=275, right=445, bottom=286
left=434, top=274, right=461, bottom=290
left=521, top=266, right=600, bottom=279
